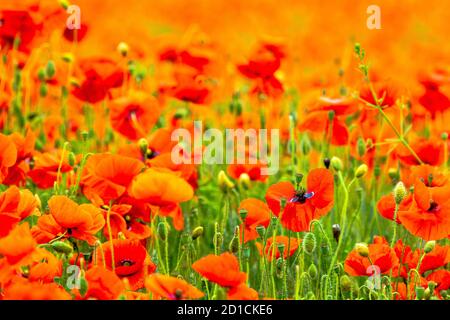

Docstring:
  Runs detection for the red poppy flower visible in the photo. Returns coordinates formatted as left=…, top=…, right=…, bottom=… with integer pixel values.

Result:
left=299, top=111, right=349, bottom=146
left=398, top=180, right=450, bottom=241
left=192, top=253, right=247, bottom=288
left=238, top=198, right=271, bottom=243
left=0, top=223, right=37, bottom=265
left=227, top=283, right=259, bottom=300
left=101, top=204, right=151, bottom=240
left=110, top=91, right=162, bottom=140
left=395, top=137, right=445, bottom=166
left=265, top=168, right=334, bottom=232
left=95, top=239, right=156, bottom=291
left=256, top=236, right=300, bottom=261
left=227, top=163, right=269, bottom=182
left=377, top=194, right=413, bottom=223
left=63, top=23, right=88, bottom=42
left=81, top=266, right=125, bottom=300
left=344, top=236, right=399, bottom=276
left=28, top=151, right=73, bottom=189
left=427, top=270, right=450, bottom=297
left=145, top=274, right=204, bottom=300
left=2, top=279, right=71, bottom=300
left=0, top=10, right=42, bottom=52
left=0, top=133, right=17, bottom=184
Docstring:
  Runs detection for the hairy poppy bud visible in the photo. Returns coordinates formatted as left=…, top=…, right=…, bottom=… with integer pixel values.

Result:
left=393, top=181, right=407, bottom=205
left=340, top=275, right=352, bottom=292
left=192, top=226, right=204, bottom=240
left=213, top=232, right=223, bottom=248
left=416, top=286, right=425, bottom=300
left=323, top=158, right=331, bottom=169
left=229, top=235, right=239, bottom=253
left=68, top=152, right=76, bottom=167
left=157, top=222, right=168, bottom=241
left=238, top=173, right=251, bottom=189
left=301, top=135, right=311, bottom=155
left=218, top=170, right=235, bottom=191
left=117, top=42, right=129, bottom=57
left=424, top=288, right=431, bottom=300
left=51, top=241, right=73, bottom=255
left=303, top=232, right=316, bottom=255
left=330, top=156, right=343, bottom=171
left=355, top=243, right=369, bottom=257
left=355, top=164, right=368, bottom=178
left=45, top=60, right=56, bottom=79
left=424, top=241, right=436, bottom=254
left=308, top=264, right=318, bottom=279
left=357, top=137, right=366, bottom=157
left=332, top=224, right=341, bottom=242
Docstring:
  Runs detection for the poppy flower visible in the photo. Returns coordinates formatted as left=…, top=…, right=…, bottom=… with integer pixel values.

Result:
left=412, top=244, right=450, bottom=274
left=101, top=204, right=151, bottom=240
left=238, top=198, right=271, bottom=243
left=0, top=10, right=42, bottom=52
left=227, top=163, right=269, bottom=182
left=28, top=151, right=73, bottom=189
left=398, top=180, right=450, bottom=240
left=32, top=196, right=105, bottom=245
left=360, top=83, right=397, bottom=108
left=227, top=283, right=259, bottom=300
left=2, top=280, right=71, bottom=300
left=159, top=47, right=211, bottom=72
left=427, top=270, right=450, bottom=297
left=299, top=111, right=349, bottom=146
left=418, top=69, right=450, bottom=117
left=127, top=168, right=194, bottom=230
left=0, top=133, right=17, bottom=184
left=159, top=70, right=211, bottom=105
left=0, top=223, right=37, bottom=265
left=95, top=239, right=156, bottom=291
left=392, top=240, right=415, bottom=279
left=395, top=137, right=445, bottom=166
left=110, top=91, right=162, bottom=140
left=27, top=249, right=62, bottom=283
left=192, top=252, right=246, bottom=288
left=81, top=153, right=144, bottom=204
left=377, top=193, right=413, bottom=223
left=265, top=168, right=334, bottom=232
left=82, top=266, right=125, bottom=300
left=63, top=23, right=88, bottom=42
left=344, top=236, right=399, bottom=276
left=256, top=236, right=300, bottom=261
left=402, top=165, right=449, bottom=189
left=145, top=274, right=204, bottom=300
left=72, top=58, right=124, bottom=104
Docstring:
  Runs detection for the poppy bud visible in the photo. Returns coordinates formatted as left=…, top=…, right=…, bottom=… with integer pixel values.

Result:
left=424, top=288, right=431, bottom=300
left=51, top=241, right=73, bottom=255
left=393, top=181, right=407, bottom=205
left=39, top=83, right=47, bottom=98
left=428, top=281, right=437, bottom=292
left=355, top=164, right=368, bottom=178
left=323, top=158, right=331, bottom=169
left=328, top=110, right=335, bottom=121
left=37, top=68, right=46, bottom=81
left=256, top=225, right=265, bottom=239
left=300, top=135, right=311, bottom=155
left=192, top=226, right=204, bottom=240
left=442, top=132, right=448, bottom=141
left=332, top=224, right=341, bottom=242
left=229, top=235, right=239, bottom=253
left=238, top=173, right=251, bottom=189
left=357, top=137, right=366, bottom=157
left=424, top=240, right=436, bottom=254
left=117, top=42, right=129, bottom=57
left=388, top=168, right=398, bottom=180
left=174, top=108, right=189, bottom=119
left=308, top=264, right=318, bottom=279
left=276, top=258, right=285, bottom=278
left=45, top=60, right=56, bottom=79
left=354, top=42, right=361, bottom=55
left=138, top=138, right=148, bottom=158
left=330, top=156, right=343, bottom=171
left=80, top=131, right=89, bottom=142
left=62, top=53, right=74, bottom=63
left=68, top=152, right=76, bottom=167
left=416, top=286, right=425, bottom=300
left=302, top=232, right=316, bottom=255
left=440, top=290, right=448, bottom=299
left=366, top=138, right=374, bottom=150
left=340, top=275, right=352, bottom=292
left=218, top=170, right=235, bottom=191
left=213, top=232, right=223, bottom=248
left=374, top=165, right=381, bottom=178
left=157, top=222, right=168, bottom=241
left=355, top=243, right=369, bottom=257
left=117, top=232, right=126, bottom=240
left=59, top=0, right=70, bottom=9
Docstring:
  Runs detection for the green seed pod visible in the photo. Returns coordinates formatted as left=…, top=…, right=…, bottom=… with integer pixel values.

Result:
left=191, top=226, right=204, bottom=240
left=308, top=264, right=318, bottom=280
left=357, top=137, right=366, bottom=157
left=302, top=232, right=317, bottom=255
left=45, top=60, right=56, bottom=79
left=239, top=209, right=248, bottom=221
left=51, top=241, right=73, bottom=255
left=428, top=281, right=437, bottom=291
left=255, top=225, right=265, bottom=239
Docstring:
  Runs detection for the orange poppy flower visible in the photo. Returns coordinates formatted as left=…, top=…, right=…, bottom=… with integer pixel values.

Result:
left=28, top=248, right=63, bottom=283
left=82, top=266, right=125, bottom=300
left=227, top=163, right=269, bottom=182
left=227, top=283, right=259, bottom=300
left=408, top=165, right=449, bottom=188
left=101, top=204, right=151, bottom=240
left=192, top=252, right=246, bottom=288
left=0, top=10, right=42, bottom=52
left=95, top=239, right=156, bottom=291
left=238, top=198, right=271, bottom=243
left=145, top=274, right=204, bottom=300
left=33, top=195, right=105, bottom=245
left=395, top=137, right=445, bottom=166
left=398, top=179, right=450, bottom=240
left=128, top=168, right=194, bottom=230
left=256, top=236, right=300, bottom=261
left=427, top=270, right=450, bottom=297
left=0, top=223, right=37, bottom=265
left=81, top=153, right=144, bottom=204
left=72, top=57, right=124, bottom=104
left=265, top=168, right=334, bottom=232
left=377, top=193, right=413, bottom=223
left=0, top=133, right=17, bottom=184
left=418, top=68, right=450, bottom=117
left=411, top=244, right=450, bottom=274
left=344, top=236, right=399, bottom=276
left=2, top=279, right=71, bottom=300
left=299, top=111, right=349, bottom=146
left=28, top=151, right=73, bottom=189
left=110, top=91, right=162, bottom=140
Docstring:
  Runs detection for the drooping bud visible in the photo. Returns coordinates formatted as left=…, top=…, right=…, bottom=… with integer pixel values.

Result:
left=218, top=170, right=235, bottom=191
left=330, top=156, right=343, bottom=171
left=323, top=158, right=331, bottom=169
left=59, top=0, right=70, bottom=10
left=192, top=226, right=204, bottom=240
left=238, top=173, right=251, bottom=189
left=51, top=241, right=73, bottom=255
left=332, top=224, right=341, bottom=242
left=393, top=181, right=407, bottom=205
left=355, top=164, right=368, bottom=178
left=340, top=275, right=353, bottom=292
left=302, top=232, right=317, bottom=255
left=424, top=241, right=436, bottom=254
left=117, top=42, right=129, bottom=57
left=62, top=52, right=74, bottom=63
left=355, top=243, right=369, bottom=257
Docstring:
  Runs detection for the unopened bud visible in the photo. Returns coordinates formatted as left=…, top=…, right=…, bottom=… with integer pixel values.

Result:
left=308, top=264, right=318, bottom=279
left=393, top=181, right=407, bottom=205
left=218, top=170, right=235, bottom=191
left=51, top=241, right=73, bottom=255
left=340, top=275, right=352, bottom=292
left=62, top=53, right=74, bottom=63
left=45, top=60, right=56, bottom=79
left=355, top=243, right=369, bottom=258
left=302, top=232, right=316, bottom=255
left=388, top=168, right=398, bottom=180
left=323, top=158, right=331, bottom=169
left=192, top=226, right=204, bottom=240
left=229, top=235, right=239, bottom=253
left=332, top=224, right=341, bottom=242
left=357, top=137, right=366, bottom=157
left=59, top=0, right=70, bottom=10
left=68, top=152, right=76, bottom=167
left=355, top=164, right=368, bottom=178
left=117, top=42, right=129, bottom=57
left=424, top=241, right=436, bottom=254
left=416, top=286, right=425, bottom=300
left=238, top=173, right=251, bottom=189
left=330, top=156, right=343, bottom=171
left=442, top=132, right=448, bottom=141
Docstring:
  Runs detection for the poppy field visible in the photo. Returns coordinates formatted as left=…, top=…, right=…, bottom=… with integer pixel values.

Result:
left=0, top=0, right=450, bottom=301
